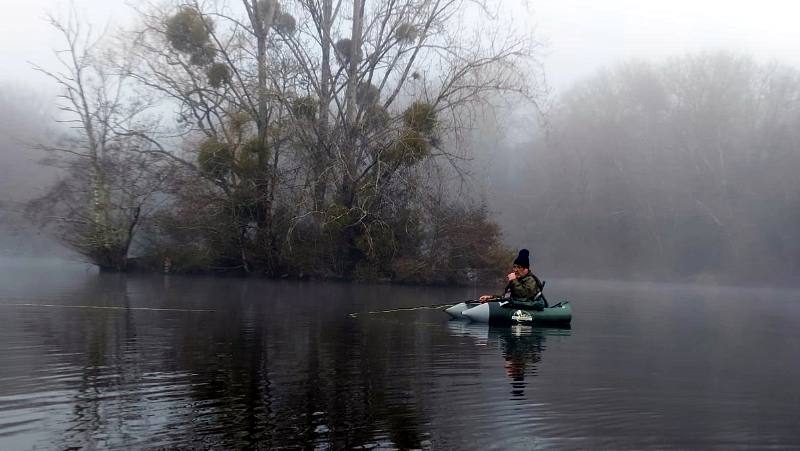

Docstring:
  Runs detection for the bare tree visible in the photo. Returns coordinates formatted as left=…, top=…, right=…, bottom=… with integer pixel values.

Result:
left=26, top=8, right=173, bottom=270
left=117, top=0, right=545, bottom=278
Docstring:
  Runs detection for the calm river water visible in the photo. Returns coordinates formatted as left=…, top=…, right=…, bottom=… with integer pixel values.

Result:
left=0, top=257, right=799, bottom=450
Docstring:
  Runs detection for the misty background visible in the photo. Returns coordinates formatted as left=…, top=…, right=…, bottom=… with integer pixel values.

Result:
left=1, top=0, right=799, bottom=285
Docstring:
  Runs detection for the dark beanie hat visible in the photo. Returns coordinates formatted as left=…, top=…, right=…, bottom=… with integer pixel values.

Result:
left=513, top=249, right=530, bottom=269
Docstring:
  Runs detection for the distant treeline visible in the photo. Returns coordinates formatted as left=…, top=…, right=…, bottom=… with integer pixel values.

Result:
left=21, top=1, right=545, bottom=284
left=494, top=52, right=800, bottom=285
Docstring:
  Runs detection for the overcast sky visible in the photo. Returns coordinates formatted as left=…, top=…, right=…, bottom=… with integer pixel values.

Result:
left=2, top=0, right=799, bottom=94
left=535, top=0, right=800, bottom=92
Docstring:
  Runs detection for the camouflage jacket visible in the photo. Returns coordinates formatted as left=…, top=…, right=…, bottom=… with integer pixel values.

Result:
left=498, top=272, right=540, bottom=300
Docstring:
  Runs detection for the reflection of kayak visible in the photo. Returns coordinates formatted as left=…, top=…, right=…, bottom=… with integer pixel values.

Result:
left=444, top=322, right=571, bottom=397
left=445, top=320, right=492, bottom=340
left=460, top=301, right=572, bottom=324
left=446, top=321, right=571, bottom=341
left=444, top=301, right=480, bottom=319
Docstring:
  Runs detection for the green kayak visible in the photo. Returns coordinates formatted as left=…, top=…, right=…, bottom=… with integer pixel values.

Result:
left=460, top=300, right=572, bottom=324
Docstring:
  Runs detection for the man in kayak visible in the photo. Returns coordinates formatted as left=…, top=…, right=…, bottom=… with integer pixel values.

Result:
left=478, top=249, right=545, bottom=308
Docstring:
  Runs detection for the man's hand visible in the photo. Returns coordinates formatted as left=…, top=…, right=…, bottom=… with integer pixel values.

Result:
left=479, top=295, right=493, bottom=303
left=507, top=272, right=516, bottom=281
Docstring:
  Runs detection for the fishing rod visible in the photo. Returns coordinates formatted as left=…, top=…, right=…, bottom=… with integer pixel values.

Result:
left=349, top=301, right=478, bottom=317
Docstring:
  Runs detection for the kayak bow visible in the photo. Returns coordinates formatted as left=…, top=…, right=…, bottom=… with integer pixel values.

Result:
left=444, top=300, right=481, bottom=319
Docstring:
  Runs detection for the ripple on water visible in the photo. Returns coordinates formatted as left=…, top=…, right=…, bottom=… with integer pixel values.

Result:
left=2, top=275, right=800, bottom=450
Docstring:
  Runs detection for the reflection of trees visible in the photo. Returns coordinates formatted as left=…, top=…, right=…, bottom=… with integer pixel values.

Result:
left=126, top=280, right=434, bottom=450
left=161, top=295, right=433, bottom=449
left=12, top=273, right=145, bottom=449
left=11, top=276, right=501, bottom=449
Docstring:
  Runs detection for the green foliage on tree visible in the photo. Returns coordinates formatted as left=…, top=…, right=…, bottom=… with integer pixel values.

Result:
left=403, top=102, right=437, bottom=135
left=166, top=8, right=216, bottom=65
left=335, top=38, right=352, bottom=64
left=361, top=104, right=390, bottom=133
left=198, top=138, right=234, bottom=178
left=275, top=12, right=297, bottom=35
left=357, top=83, right=380, bottom=106
left=383, top=131, right=429, bottom=166
left=291, top=95, right=317, bottom=119
left=207, top=63, right=231, bottom=88
left=395, top=22, right=418, bottom=43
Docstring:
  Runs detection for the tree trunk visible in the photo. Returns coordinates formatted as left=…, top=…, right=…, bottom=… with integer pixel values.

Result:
left=250, top=0, right=276, bottom=270
left=312, top=0, right=334, bottom=229
left=341, top=0, right=363, bottom=208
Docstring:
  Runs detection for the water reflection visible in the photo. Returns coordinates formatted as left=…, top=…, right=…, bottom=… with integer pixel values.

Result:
left=1, top=273, right=481, bottom=450
left=4, top=266, right=800, bottom=450
left=502, top=325, right=544, bottom=397
left=446, top=321, right=571, bottom=398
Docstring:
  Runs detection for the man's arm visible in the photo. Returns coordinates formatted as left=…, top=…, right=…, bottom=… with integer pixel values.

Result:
left=480, top=273, right=517, bottom=302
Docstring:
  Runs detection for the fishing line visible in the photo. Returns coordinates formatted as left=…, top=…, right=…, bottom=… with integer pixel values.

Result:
left=0, top=302, right=217, bottom=313
left=348, top=303, right=454, bottom=317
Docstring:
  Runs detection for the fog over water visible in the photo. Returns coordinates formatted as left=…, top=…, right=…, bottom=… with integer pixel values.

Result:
left=1, top=257, right=800, bottom=450
left=1, top=3, right=800, bottom=449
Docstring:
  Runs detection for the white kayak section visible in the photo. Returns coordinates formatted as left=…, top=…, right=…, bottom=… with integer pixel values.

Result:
left=462, top=303, right=492, bottom=322
left=444, top=301, right=478, bottom=319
